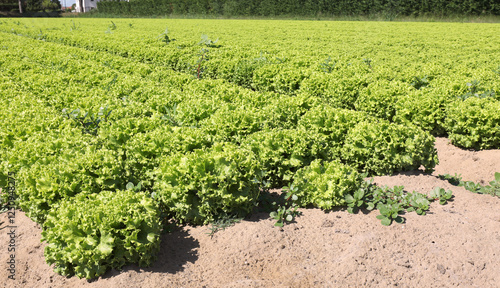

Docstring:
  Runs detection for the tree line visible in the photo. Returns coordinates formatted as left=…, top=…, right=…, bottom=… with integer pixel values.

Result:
left=96, top=0, right=499, bottom=17
left=0, top=0, right=61, bottom=12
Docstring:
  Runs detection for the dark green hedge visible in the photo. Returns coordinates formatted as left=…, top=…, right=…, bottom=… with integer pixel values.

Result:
left=97, top=0, right=500, bottom=17
left=0, top=3, right=18, bottom=12
left=0, top=0, right=58, bottom=12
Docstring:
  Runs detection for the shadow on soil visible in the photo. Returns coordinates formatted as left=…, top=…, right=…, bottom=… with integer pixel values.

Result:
left=100, top=228, right=199, bottom=280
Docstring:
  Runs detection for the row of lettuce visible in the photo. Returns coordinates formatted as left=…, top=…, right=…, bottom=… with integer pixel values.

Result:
left=0, top=20, right=499, bottom=279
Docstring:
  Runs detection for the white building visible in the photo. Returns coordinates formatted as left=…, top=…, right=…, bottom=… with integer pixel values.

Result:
left=75, top=0, right=100, bottom=13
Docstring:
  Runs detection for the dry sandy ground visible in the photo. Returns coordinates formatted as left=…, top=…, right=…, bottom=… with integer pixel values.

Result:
left=1, top=137, right=499, bottom=288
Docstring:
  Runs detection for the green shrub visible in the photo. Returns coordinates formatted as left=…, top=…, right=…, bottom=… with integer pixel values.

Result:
left=152, top=143, right=263, bottom=225
left=445, top=97, right=500, bottom=150
left=292, top=159, right=362, bottom=210
left=341, top=121, right=438, bottom=176
left=41, top=190, right=161, bottom=279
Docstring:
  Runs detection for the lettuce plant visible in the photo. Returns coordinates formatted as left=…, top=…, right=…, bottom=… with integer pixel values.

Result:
left=354, top=80, right=411, bottom=122
left=124, top=126, right=213, bottom=190
left=341, top=121, right=438, bottom=176
left=298, top=105, right=375, bottom=160
left=298, top=69, right=368, bottom=110
left=241, top=128, right=328, bottom=188
left=18, top=146, right=126, bottom=224
left=445, top=97, right=500, bottom=150
left=152, top=143, right=263, bottom=225
left=393, top=88, right=450, bottom=136
left=291, top=159, right=362, bottom=210
left=41, top=190, right=161, bottom=279
left=200, top=105, right=266, bottom=143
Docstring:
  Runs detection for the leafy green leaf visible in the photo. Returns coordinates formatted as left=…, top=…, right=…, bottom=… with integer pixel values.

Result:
left=381, top=217, right=391, bottom=226
left=96, top=231, right=114, bottom=256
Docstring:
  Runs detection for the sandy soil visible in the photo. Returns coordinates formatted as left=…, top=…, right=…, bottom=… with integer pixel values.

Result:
left=1, top=137, right=499, bottom=288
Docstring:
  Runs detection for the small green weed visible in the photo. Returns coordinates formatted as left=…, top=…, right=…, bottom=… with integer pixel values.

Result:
left=37, top=29, right=46, bottom=41
left=438, top=173, right=462, bottom=185
left=105, top=21, right=116, bottom=34
left=429, top=187, right=453, bottom=205
left=161, top=104, right=183, bottom=127
left=269, top=185, right=301, bottom=227
left=125, top=182, right=142, bottom=192
left=345, top=179, right=452, bottom=226
left=199, top=34, right=218, bottom=47
left=440, top=172, right=500, bottom=198
left=458, top=80, right=496, bottom=100
left=376, top=203, right=405, bottom=226
left=104, top=74, right=117, bottom=91
left=404, top=192, right=430, bottom=215
left=62, top=106, right=112, bottom=136
left=362, top=58, right=373, bottom=70
left=158, top=27, right=175, bottom=44
left=320, top=56, right=336, bottom=73
left=410, top=75, right=429, bottom=90
left=345, top=175, right=375, bottom=213
left=195, top=48, right=209, bottom=79
left=489, top=172, right=500, bottom=197
left=207, top=216, right=243, bottom=238
left=69, top=20, right=80, bottom=31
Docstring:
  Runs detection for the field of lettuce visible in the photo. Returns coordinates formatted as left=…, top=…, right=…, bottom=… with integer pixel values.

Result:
left=0, top=18, right=499, bottom=280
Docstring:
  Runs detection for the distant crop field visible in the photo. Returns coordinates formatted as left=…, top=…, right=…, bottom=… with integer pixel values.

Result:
left=0, top=18, right=499, bottom=279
